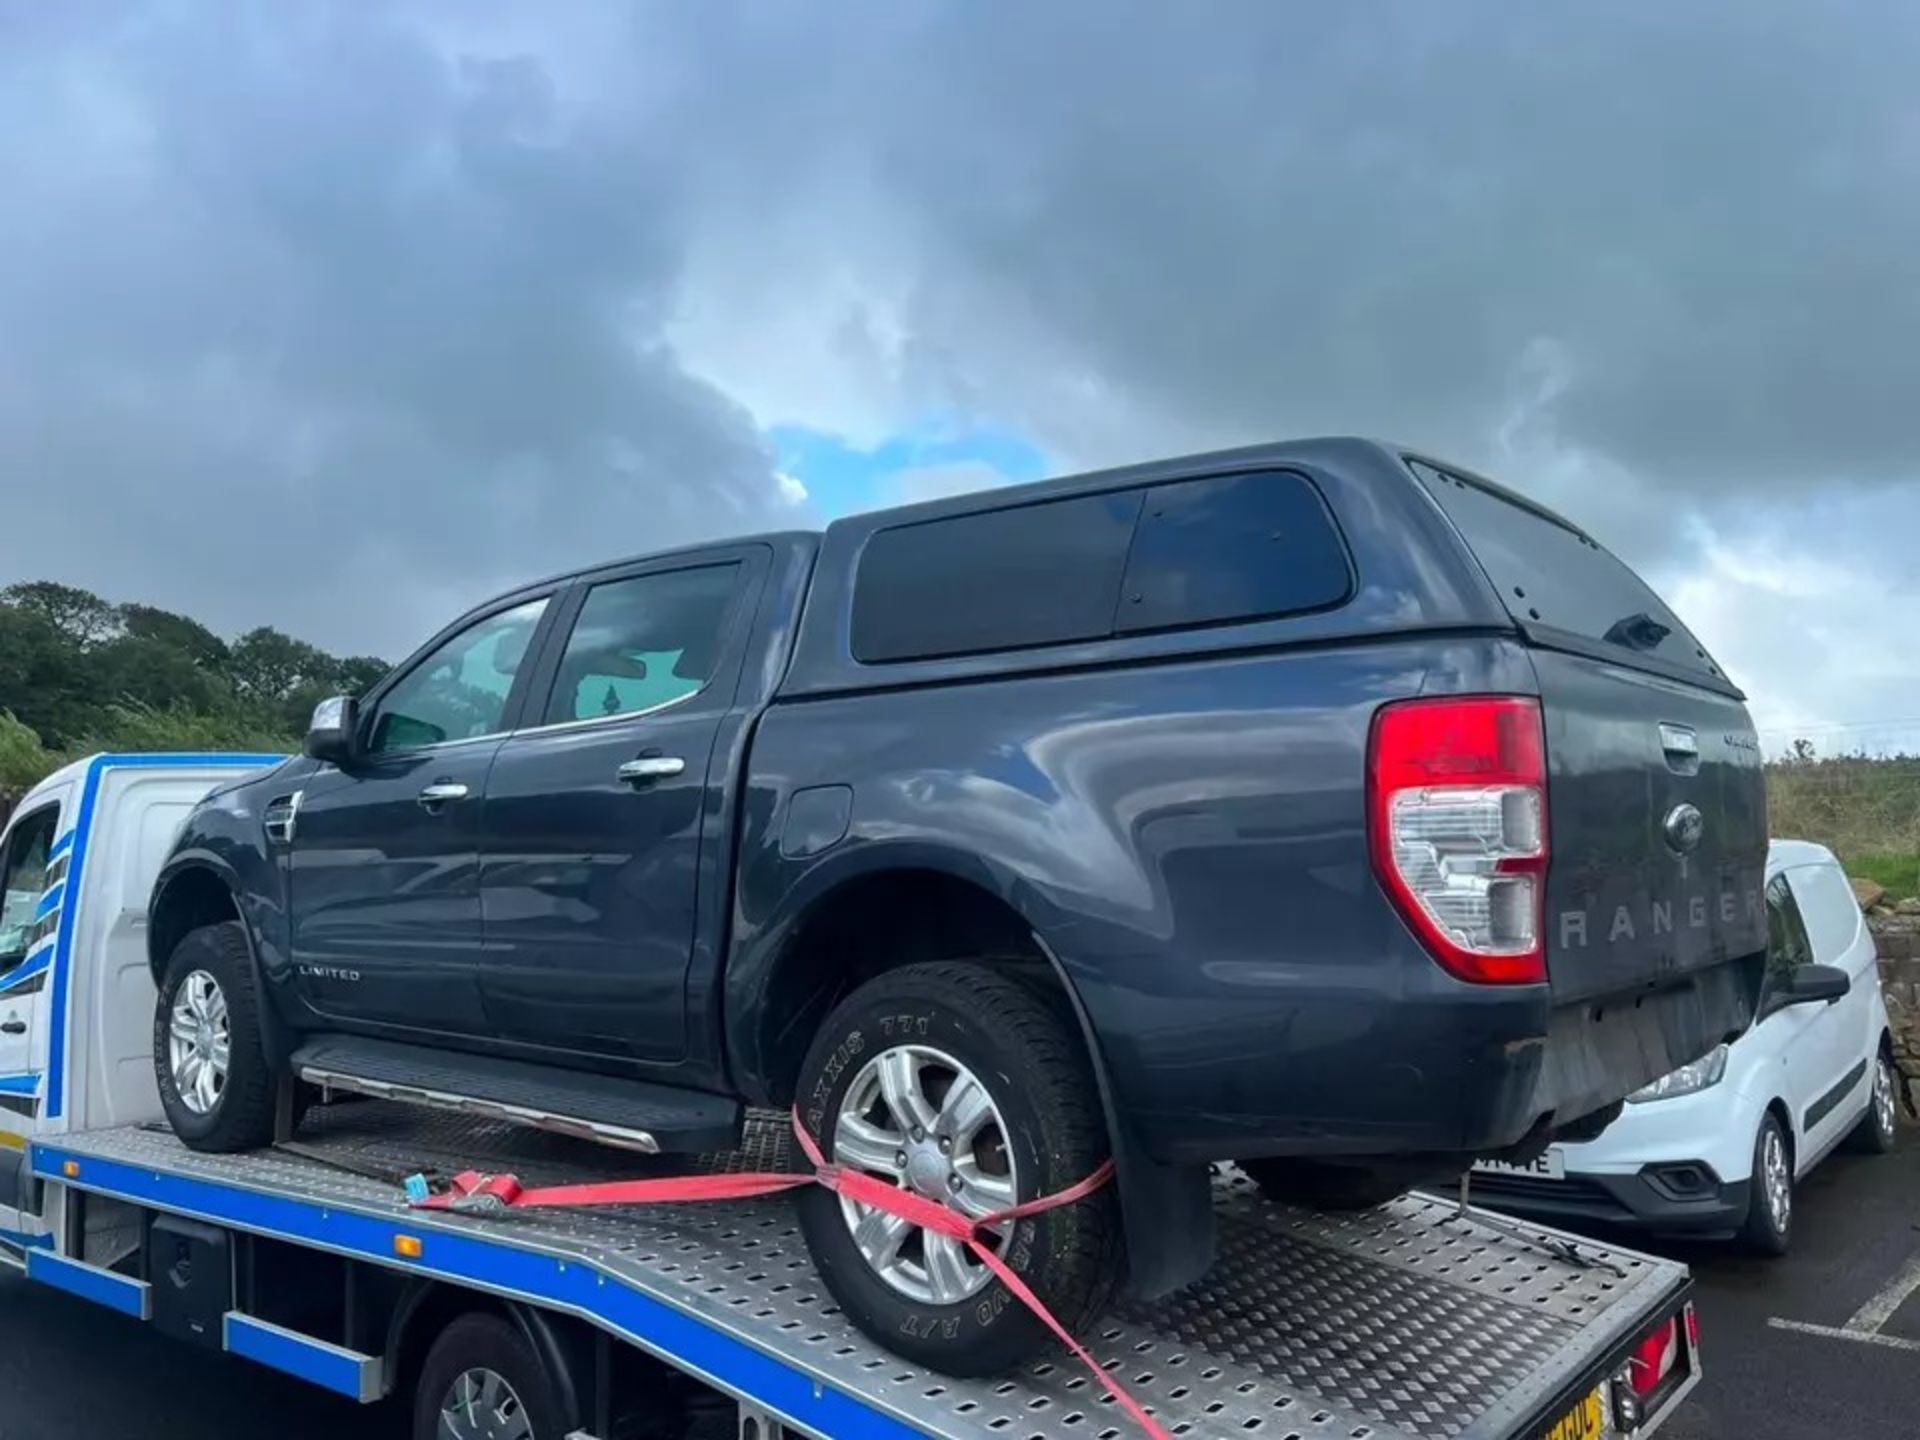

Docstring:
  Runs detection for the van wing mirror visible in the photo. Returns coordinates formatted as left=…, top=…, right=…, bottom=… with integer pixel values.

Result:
left=1782, top=962, right=1851, bottom=1007
left=304, top=694, right=359, bottom=766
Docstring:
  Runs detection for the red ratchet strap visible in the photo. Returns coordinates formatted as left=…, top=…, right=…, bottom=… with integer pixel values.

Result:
left=407, top=1111, right=1165, bottom=1440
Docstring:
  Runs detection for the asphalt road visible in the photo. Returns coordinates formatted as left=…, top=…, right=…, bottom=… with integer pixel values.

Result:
left=2, top=1134, right=1918, bottom=1439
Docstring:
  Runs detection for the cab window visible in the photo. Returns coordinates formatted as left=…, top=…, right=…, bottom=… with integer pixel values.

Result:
left=0, top=804, right=60, bottom=969
left=366, top=597, right=548, bottom=754
left=542, top=565, right=740, bottom=726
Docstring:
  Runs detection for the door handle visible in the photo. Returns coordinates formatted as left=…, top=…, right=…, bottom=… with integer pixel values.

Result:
left=417, top=782, right=470, bottom=809
left=617, top=756, right=686, bottom=785
left=0, top=1020, right=24, bottom=1036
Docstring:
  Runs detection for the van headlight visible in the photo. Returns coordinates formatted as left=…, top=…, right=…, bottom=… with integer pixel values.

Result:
left=1628, top=1044, right=1729, bottom=1104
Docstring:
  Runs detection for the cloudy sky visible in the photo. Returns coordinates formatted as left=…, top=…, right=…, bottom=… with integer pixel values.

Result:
left=3, top=2, right=1918, bottom=751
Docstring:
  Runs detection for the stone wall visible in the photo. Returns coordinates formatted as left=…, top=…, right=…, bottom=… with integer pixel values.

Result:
left=1866, top=903, right=1920, bottom=1083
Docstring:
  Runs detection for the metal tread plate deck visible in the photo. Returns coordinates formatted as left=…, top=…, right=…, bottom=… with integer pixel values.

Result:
left=38, top=1107, right=1686, bottom=1440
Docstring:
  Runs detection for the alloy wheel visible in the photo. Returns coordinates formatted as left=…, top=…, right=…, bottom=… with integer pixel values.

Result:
left=436, top=1366, right=533, bottom=1440
left=166, top=970, right=230, bottom=1115
left=1875, top=1054, right=1899, bottom=1143
left=833, top=1043, right=1019, bottom=1305
left=1761, top=1124, right=1791, bottom=1234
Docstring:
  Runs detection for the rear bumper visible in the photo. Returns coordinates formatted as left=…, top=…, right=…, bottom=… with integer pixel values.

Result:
left=1471, top=1163, right=1751, bottom=1234
left=1114, top=954, right=1764, bottom=1167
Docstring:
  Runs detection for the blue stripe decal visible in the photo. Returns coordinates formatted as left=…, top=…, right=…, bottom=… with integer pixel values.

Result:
left=46, top=752, right=283, bottom=1120
left=32, top=882, right=64, bottom=921
left=0, top=1224, right=53, bottom=1252
left=0, top=1075, right=39, bottom=1097
left=46, top=830, right=73, bottom=861
left=26, top=1249, right=152, bottom=1320
left=35, top=1146, right=918, bottom=1440
left=224, top=1313, right=382, bottom=1402
left=0, top=946, right=52, bottom=995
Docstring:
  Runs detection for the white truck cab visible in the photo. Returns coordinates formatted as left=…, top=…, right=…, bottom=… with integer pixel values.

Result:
left=0, top=752, right=280, bottom=1252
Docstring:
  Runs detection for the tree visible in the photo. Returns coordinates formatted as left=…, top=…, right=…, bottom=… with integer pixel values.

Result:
left=89, top=634, right=227, bottom=716
left=333, top=655, right=391, bottom=698
left=227, top=626, right=333, bottom=706
left=0, top=581, right=389, bottom=796
left=119, top=604, right=231, bottom=670
left=1, top=581, right=120, bottom=647
left=0, top=605, right=99, bottom=746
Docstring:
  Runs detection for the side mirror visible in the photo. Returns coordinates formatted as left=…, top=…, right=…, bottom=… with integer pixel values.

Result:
left=304, top=695, right=359, bottom=766
left=1783, top=963, right=1851, bottom=1007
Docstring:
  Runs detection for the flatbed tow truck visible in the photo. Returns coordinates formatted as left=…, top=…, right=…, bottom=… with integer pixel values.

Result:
left=0, top=755, right=1703, bottom=1440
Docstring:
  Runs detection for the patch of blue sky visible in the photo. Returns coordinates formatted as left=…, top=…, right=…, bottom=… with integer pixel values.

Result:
left=771, top=420, right=1051, bottom=518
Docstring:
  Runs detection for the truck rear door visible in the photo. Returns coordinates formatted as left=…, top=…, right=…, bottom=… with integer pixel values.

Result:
left=1408, top=461, right=1767, bottom=1042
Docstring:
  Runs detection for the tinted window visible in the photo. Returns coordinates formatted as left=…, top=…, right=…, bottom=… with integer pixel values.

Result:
left=0, top=804, right=58, bottom=968
left=852, top=490, right=1141, bottom=664
left=1118, top=471, right=1350, bottom=634
left=1786, top=862, right=1861, bottom=964
left=543, top=564, right=740, bottom=725
left=1408, top=460, right=1724, bottom=680
left=368, top=597, right=547, bottom=753
left=1764, top=873, right=1815, bottom=998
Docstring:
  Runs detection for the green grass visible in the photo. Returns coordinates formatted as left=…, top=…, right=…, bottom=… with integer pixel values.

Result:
left=1765, top=754, right=1920, bottom=900
left=1837, top=851, right=1920, bottom=901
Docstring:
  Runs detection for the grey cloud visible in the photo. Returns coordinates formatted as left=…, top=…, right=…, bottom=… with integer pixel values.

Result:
left=657, top=4, right=1920, bottom=523
left=0, top=4, right=798, bottom=656
left=5, top=0, right=1919, bottom=695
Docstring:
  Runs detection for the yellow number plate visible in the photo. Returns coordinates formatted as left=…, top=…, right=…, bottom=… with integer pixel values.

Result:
left=1539, top=1385, right=1610, bottom=1440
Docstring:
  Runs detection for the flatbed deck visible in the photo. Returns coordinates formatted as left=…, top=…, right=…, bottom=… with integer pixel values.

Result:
left=30, top=1103, right=1694, bottom=1440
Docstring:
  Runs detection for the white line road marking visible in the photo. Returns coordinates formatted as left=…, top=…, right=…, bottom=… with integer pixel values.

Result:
left=1767, top=1318, right=1920, bottom=1353
left=1844, top=1251, right=1920, bottom=1334
left=1769, top=1248, right=1920, bottom=1351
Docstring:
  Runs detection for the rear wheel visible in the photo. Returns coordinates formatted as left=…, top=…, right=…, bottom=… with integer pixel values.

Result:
left=153, top=922, right=278, bottom=1152
left=1740, top=1112, right=1793, bottom=1256
left=1845, top=1049, right=1900, bottom=1155
left=413, top=1313, right=573, bottom=1440
left=794, top=962, right=1120, bottom=1376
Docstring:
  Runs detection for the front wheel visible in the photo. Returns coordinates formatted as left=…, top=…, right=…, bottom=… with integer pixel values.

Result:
left=1741, top=1112, right=1793, bottom=1256
left=153, top=922, right=278, bottom=1152
left=794, top=962, right=1121, bottom=1376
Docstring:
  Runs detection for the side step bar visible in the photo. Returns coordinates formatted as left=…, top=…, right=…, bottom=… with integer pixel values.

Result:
left=289, top=1035, right=741, bottom=1156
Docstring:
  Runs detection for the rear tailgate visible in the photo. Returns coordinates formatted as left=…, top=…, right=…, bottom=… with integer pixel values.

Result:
left=1532, top=647, right=1768, bottom=1003
left=1409, top=459, right=1767, bottom=1098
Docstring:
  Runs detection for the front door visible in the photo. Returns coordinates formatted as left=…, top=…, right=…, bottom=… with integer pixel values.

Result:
left=289, top=595, right=551, bottom=1038
left=478, top=552, right=760, bottom=1063
left=1761, top=873, right=1857, bottom=1163
left=1776, top=866, right=1873, bottom=1153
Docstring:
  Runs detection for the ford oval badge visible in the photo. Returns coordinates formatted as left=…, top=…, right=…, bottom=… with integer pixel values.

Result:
left=1663, top=802, right=1705, bottom=855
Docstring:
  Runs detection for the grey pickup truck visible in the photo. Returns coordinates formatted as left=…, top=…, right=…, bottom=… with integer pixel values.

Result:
left=149, top=437, right=1768, bottom=1373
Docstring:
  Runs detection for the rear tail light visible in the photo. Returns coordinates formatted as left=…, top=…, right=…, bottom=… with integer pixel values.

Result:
left=1368, top=696, right=1548, bottom=984
left=1628, top=1317, right=1681, bottom=1397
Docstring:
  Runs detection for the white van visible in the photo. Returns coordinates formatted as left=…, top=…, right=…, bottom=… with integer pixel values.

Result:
left=1474, top=839, right=1897, bottom=1253
left=0, top=751, right=280, bottom=1250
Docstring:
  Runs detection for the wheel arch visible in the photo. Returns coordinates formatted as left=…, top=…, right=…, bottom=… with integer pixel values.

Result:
left=147, top=860, right=244, bottom=984
left=147, top=858, right=296, bottom=1068
left=733, top=852, right=1084, bottom=1110
left=385, top=1281, right=592, bottom=1423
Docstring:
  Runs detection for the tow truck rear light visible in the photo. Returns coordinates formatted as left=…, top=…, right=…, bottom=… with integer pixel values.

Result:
left=1628, top=1316, right=1680, bottom=1398
left=1368, top=696, right=1548, bottom=984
